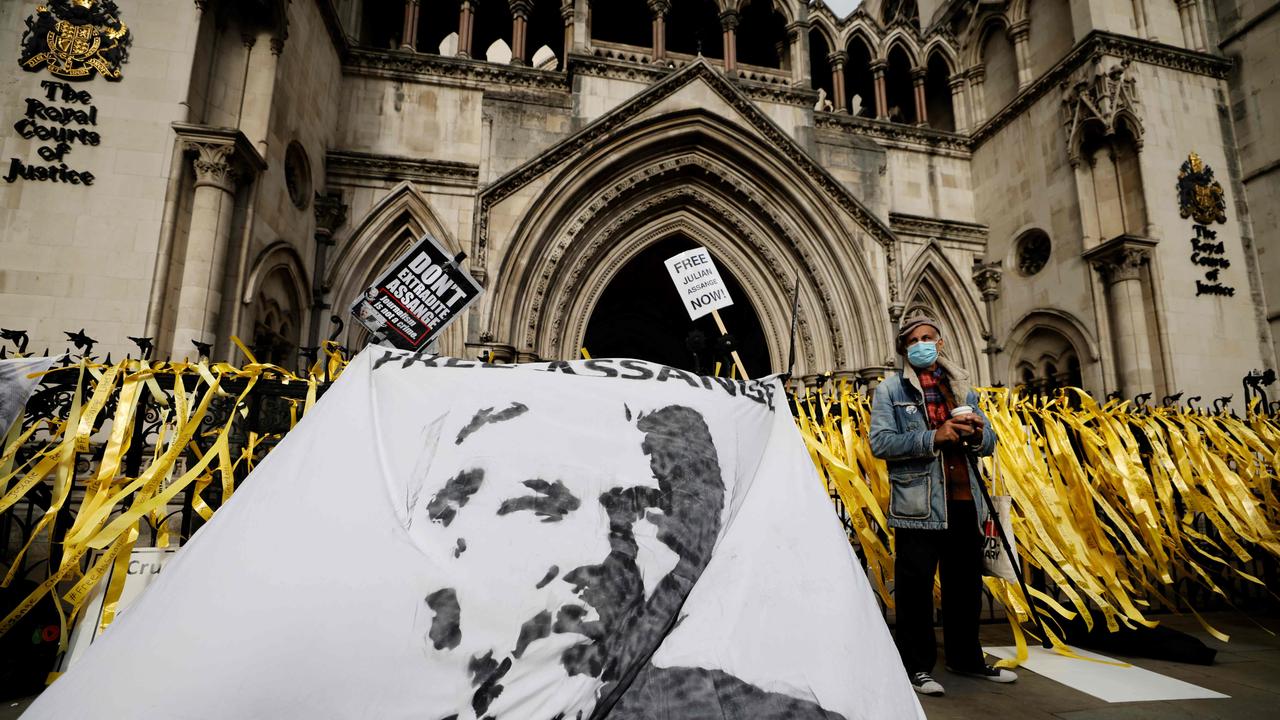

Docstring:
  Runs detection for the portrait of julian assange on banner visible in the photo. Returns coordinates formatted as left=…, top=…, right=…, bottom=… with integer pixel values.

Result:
left=349, top=234, right=483, bottom=350
left=24, top=348, right=924, bottom=720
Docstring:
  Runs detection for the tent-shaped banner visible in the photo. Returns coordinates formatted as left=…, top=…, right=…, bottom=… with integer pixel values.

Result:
left=25, top=349, right=924, bottom=720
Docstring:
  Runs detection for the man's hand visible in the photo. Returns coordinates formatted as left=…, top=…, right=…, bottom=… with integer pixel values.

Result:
left=933, top=418, right=972, bottom=447
left=952, top=413, right=985, bottom=436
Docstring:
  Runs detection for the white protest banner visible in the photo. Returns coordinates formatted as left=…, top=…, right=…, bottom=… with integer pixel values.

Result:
left=664, top=247, right=733, bottom=321
left=350, top=234, right=484, bottom=350
left=26, top=348, right=925, bottom=720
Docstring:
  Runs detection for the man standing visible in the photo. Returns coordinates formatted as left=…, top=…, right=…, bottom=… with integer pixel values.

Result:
left=869, top=314, right=1017, bottom=696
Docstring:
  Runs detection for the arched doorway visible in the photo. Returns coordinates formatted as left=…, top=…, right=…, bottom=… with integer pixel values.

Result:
left=582, top=235, right=770, bottom=377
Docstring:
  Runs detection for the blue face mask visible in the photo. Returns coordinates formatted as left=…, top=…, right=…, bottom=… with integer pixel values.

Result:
left=906, top=341, right=939, bottom=369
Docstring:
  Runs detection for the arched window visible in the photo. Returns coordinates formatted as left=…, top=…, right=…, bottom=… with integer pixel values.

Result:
left=473, top=0, right=512, bottom=63
left=736, top=0, right=788, bottom=70
left=590, top=0, right=651, bottom=49
left=845, top=35, right=875, bottom=118
left=1020, top=365, right=1036, bottom=387
left=525, top=0, right=564, bottom=67
left=809, top=28, right=834, bottom=105
left=924, top=50, right=955, bottom=131
left=251, top=267, right=303, bottom=368
left=668, top=0, right=722, bottom=60
left=418, top=0, right=462, bottom=55
left=884, top=44, right=917, bottom=124
left=1010, top=329, right=1085, bottom=396
left=360, top=1, right=400, bottom=49
left=981, top=22, right=1018, bottom=116
left=881, top=0, right=920, bottom=27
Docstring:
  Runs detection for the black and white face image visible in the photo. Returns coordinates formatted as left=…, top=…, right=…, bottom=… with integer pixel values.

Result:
left=405, top=389, right=845, bottom=720
left=408, top=397, right=723, bottom=719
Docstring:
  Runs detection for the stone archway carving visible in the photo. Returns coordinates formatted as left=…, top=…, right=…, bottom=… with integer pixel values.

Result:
left=1005, top=308, right=1103, bottom=392
left=487, top=145, right=890, bottom=375
left=531, top=156, right=838, bottom=367
left=474, top=65, right=899, bottom=374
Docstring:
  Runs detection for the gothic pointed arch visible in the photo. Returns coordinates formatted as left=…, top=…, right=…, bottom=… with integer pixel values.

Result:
left=1005, top=309, right=1102, bottom=394
left=808, top=11, right=840, bottom=52
left=920, top=35, right=958, bottom=71
left=242, top=240, right=311, bottom=310
left=326, top=182, right=464, bottom=351
left=241, top=240, right=309, bottom=366
left=474, top=61, right=898, bottom=377
left=901, top=241, right=986, bottom=378
left=843, top=21, right=881, bottom=60
left=963, top=12, right=1007, bottom=68
left=881, top=29, right=920, bottom=66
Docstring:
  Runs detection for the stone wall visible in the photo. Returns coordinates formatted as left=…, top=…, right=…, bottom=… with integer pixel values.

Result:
left=0, top=0, right=201, bottom=360
left=1216, top=0, right=1280, bottom=368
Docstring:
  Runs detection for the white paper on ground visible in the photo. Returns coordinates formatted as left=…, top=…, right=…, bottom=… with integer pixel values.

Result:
left=986, top=645, right=1230, bottom=703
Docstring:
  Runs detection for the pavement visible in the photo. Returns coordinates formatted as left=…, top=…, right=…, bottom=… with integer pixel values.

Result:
left=918, top=611, right=1280, bottom=720
left=0, top=612, right=1275, bottom=719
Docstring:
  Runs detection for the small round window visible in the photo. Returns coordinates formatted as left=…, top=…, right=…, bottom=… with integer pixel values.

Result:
left=284, top=141, right=311, bottom=210
left=1016, top=231, right=1051, bottom=276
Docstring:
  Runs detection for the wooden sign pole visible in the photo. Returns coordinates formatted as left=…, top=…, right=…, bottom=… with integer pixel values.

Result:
left=710, top=309, right=749, bottom=380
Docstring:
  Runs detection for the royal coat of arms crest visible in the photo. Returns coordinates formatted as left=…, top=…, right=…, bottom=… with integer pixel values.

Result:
left=18, top=0, right=131, bottom=82
left=1176, top=152, right=1227, bottom=225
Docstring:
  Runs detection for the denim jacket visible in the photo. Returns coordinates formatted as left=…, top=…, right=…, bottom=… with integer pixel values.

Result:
left=868, top=357, right=997, bottom=531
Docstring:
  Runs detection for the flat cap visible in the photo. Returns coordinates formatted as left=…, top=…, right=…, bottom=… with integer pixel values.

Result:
left=896, top=313, right=942, bottom=352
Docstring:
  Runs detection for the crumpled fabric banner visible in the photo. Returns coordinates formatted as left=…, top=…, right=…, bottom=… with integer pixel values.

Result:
left=21, top=348, right=923, bottom=720
left=0, top=357, right=56, bottom=440
left=795, top=381, right=1280, bottom=667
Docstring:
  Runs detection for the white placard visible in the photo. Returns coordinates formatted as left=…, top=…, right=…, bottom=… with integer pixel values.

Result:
left=59, top=547, right=178, bottom=672
left=664, top=247, right=734, bottom=320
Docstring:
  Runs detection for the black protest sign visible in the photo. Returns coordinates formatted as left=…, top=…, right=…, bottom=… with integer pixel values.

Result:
left=349, top=234, right=483, bottom=350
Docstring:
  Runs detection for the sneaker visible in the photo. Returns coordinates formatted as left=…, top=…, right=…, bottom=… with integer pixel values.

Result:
left=947, top=664, right=1018, bottom=683
left=909, top=671, right=945, bottom=696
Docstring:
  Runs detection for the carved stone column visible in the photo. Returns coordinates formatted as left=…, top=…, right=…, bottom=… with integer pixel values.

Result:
left=1176, top=0, right=1206, bottom=51
left=972, top=261, right=1003, bottom=382
left=1084, top=236, right=1158, bottom=396
left=967, top=64, right=986, bottom=123
left=401, top=0, right=420, bottom=51
left=308, top=191, right=348, bottom=348
left=1009, top=20, right=1032, bottom=89
left=720, top=9, right=739, bottom=73
left=828, top=50, right=848, bottom=112
left=1190, top=0, right=1208, bottom=52
left=173, top=142, right=237, bottom=359
left=911, top=67, right=927, bottom=125
left=169, top=125, right=263, bottom=360
left=949, top=74, right=969, bottom=132
left=647, top=0, right=670, bottom=62
left=1132, top=0, right=1149, bottom=40
left=562, top=0, right=575, bottom=63
left=458, top=0, right=475, bottom=57
left=239, top=30, right=282, bottom=158
left=786, top=19, right=810, bottom=86
left=871, top=59, right=888, bottom=120
left=510, top=0, right=532, bottom=65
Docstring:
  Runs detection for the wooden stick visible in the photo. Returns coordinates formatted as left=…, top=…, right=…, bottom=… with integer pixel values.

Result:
left=710, top=309, right=749, bottom=380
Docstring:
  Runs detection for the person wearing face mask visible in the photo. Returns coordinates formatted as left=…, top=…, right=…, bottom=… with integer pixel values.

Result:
left=868, top=314, right=1016, bottom=697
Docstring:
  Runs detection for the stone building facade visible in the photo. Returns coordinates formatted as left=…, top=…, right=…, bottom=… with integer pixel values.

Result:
left=0, top=0, right=1274, bottom=407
